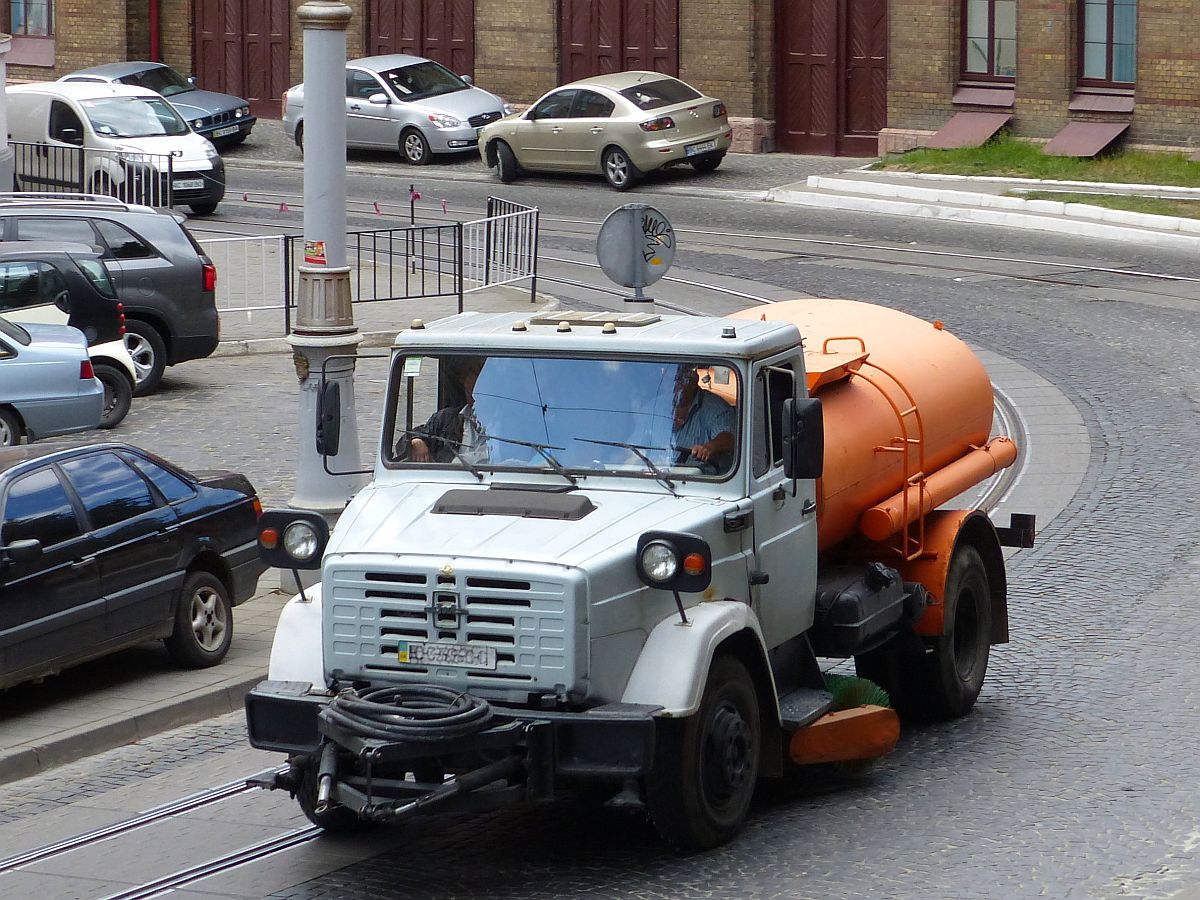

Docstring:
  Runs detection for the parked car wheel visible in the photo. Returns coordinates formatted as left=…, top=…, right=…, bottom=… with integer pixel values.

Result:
left=165, top=571, right=233, bottom=668
left=124, top=320, right=167, bottom=396
left=690, top=154, right=724, bottom=174
left=90, top=172, right=118, bottom=199
left=294, top=122, right=304, bottom=154
left=93, top=362, right=132, bottom=429
left=0, top=407, right=23, bottom=446
left=400, top=128, right=432, bottom=165
left=603, top=146, right=641, bottom=191
left=188, top=202, right=218, bottom=217
left=495, top=141, right=519, bottom=183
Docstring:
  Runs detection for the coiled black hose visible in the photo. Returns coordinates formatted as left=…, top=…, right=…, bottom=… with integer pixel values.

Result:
left=321, top=684, right=494, bottom=742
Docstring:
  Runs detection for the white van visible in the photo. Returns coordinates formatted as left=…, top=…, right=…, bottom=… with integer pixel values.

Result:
left=7, top=82, right=225, bottom=216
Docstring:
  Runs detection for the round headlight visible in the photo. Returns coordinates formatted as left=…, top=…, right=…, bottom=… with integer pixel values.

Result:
left=192, top=119, right=204, bottom=129
left=640, top=540, right=679, bottom=583
left=283, top=521, right=320, bottom=561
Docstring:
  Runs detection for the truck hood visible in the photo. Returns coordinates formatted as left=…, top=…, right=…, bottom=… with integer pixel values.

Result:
left=328, top=481, right=725, bottom=569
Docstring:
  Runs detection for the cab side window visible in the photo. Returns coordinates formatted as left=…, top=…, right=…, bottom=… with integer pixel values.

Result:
left=61, top=453, right=158, bottom=530
left=2, top=468, right=82, bottom=547
left=571, top=90, right=614, bottom=118
left=49, top=101, right=85, bottom=145
left=531, top=90, right=577, bottom=119
left=751, top=364, right=795, bottom=478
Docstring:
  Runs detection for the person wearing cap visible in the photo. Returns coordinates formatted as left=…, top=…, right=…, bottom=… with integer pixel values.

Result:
left=672, top=366, right=735, bottom=473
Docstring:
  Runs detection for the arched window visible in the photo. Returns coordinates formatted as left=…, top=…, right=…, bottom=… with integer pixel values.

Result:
left=1079, top=0, right=1137, bottom=85
left=961, top=0, right=1016, bottom=80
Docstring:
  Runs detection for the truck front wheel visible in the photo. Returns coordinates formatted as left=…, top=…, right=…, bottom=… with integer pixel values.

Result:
left=645, top=655, right=760, bottom=852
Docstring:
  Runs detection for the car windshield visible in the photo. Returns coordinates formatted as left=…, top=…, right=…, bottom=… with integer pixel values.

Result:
left=73, top=258, right=117, bottom=298
left=619, top=77, right=702, bottom=111
left=0, top=318, right=30, bottom=346
left=385, top=353, right=741, bottom=481
left=118, top=66, right=193, bottom=97
left=81, top=96, right=190, bottom=137
left=380, top=61, right=468, bottom=102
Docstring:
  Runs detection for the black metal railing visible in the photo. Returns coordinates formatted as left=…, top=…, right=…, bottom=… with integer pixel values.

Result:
left=10, top=141, right=176, bottom=207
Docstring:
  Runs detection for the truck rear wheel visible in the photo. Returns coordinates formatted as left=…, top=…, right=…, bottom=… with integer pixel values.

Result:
left=925, top=544, right=992, bottom=719
left=645, top=654, right=760, bottom=852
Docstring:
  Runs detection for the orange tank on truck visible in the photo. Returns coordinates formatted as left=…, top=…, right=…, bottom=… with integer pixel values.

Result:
left=728, top=298, right=1018, bottom=550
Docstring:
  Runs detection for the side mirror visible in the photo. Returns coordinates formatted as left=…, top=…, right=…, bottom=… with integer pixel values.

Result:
left=461, top=74, right=474, bottom=85
left=315, top=380, right=341, bottom=457
left=2, top=538, right=42, bottom=566
left=187, top=73, right=198, bottom=86
left=782, top=397, right=824, bottom=480
left=526, top=109, right=541, bottom=121
left=58, top=127, right=83, bottom=147
left=367, top=92, right=389, bottom=105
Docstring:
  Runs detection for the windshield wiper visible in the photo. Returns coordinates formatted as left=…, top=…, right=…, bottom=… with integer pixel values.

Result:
left=575, top=437, right=677, bottom=496
left=488, top=434, right=577, bottom=486
left=396, top=428, right=484, bottom=481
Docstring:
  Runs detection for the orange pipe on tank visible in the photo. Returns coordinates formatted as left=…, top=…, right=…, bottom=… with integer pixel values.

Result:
left=857, top=436, right=1018, bottom=542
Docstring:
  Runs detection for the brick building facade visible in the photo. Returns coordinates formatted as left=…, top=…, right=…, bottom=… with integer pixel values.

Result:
left=5, top=1, right=1198, bottom=157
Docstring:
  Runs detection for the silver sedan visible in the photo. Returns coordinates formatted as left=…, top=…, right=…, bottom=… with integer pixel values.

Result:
left=281, top=54, right=509, bottom=165
left=0, top=319, right=102, bottom=446
left=480, top=71, right=732, bottom=190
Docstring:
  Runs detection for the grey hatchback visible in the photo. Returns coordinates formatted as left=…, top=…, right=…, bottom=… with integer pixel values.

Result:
left=0, top=195, right=219, bottom=395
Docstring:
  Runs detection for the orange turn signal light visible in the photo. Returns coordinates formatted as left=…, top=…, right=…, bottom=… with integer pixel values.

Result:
left=259, top=527, right=279, bottom=550
left=682, top=552, right=707, bottom=576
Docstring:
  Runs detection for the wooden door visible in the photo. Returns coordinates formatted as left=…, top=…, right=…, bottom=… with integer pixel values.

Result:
left=559, top=0, right=678, bottom=84
left=193, top=0, right=290, bottom=119
left=775, top=0, right=886, bottom=156
left=369, top=0, right=477, bottom=79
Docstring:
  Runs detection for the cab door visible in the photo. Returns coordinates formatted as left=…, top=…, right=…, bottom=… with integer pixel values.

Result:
left=59, top=452, right=185, bottom=641
left=0, top=466, right=101, bottom=683
left=747, top=357, right=819, bottom=648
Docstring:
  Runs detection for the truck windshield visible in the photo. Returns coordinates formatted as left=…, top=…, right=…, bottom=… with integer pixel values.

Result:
left=81, top=97, right=190, bottom=138
left=385, top=353, right=740, bottom=480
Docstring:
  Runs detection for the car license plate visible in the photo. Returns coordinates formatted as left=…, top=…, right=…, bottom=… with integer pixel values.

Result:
left=398, top=640, right=497, bottom=670
left=173, top=178, right=205, bottom=190
left=686, top=139, right=717, bottom=157
left=211, top=125, right=239, bottom=139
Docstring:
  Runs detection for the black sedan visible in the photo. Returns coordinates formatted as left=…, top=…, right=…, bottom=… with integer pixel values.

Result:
left=0, top=442, right=267, bottom=690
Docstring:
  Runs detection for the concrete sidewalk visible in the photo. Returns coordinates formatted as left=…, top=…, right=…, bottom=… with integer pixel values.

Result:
left=768, top=167, right=1200, bottom=251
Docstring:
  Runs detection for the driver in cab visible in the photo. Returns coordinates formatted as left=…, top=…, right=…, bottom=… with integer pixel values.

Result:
left=672, top=366, right=735, bottom=473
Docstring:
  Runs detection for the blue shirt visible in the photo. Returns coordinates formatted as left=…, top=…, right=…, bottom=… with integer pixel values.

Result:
left=674, top=389, right=736, bottom=451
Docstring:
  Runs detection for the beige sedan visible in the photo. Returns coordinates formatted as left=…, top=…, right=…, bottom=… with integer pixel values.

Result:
left=479, top=71, right=732, bottom=190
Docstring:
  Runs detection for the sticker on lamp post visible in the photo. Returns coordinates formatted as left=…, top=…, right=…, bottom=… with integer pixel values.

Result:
left=304, top=240, right=327, bottom=265
left=597, top=204, right=675, bottom=304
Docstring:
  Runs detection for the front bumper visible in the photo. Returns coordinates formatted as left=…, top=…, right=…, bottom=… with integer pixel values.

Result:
left=201, top=117, right=257, bottom=145
left=245, top=680, right=658, bottom=778
left=425, top=123, right=483, bottom=154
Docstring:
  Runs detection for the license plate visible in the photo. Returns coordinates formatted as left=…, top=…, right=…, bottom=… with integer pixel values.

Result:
left=686, top=139, right=717, bottom=157
left=211, top=125, right=239, bottom=138
left=398, top=640, right=497, bottom=670
left=173, top=178, right=205, bottom=190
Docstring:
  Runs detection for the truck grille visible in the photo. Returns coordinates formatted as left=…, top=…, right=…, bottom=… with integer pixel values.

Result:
left=325, top=562, right=579, bottom=698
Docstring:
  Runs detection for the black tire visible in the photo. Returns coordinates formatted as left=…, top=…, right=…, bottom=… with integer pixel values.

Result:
left=400, top=127, right=432, bottom=165
left=90, top=172, right=118, bottom=199
left=189, top=202, right=218, bottom=216
left=690, top=154, right=724, bottom=174
left=92, top=362, right=132, bottom=429
left=165, top=571, right=233, bottom=668
left=0, top=407, right=23, bottom=446
left=295, top=122, right=304, bottom=154
left=603, top=146, right=641, bottom=191
left=124, top=320, right=167, bottom=396
left=924, top=544, right=992, bottom=719
left=293, top=753, right=375, bottom=833
left=645, top=655, right=760, bottom=852
left=495, top=140, right=519, bottom=183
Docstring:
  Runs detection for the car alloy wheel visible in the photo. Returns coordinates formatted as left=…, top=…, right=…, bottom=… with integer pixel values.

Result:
left=401, top=128, right=432, bottom=165
left=124, top=321, right=167, bottom=396
left=165, top=571, right=233, bottom=668
left=0, top=408, right=21, bottom=446
left=603, top=147, right=640, bottom=191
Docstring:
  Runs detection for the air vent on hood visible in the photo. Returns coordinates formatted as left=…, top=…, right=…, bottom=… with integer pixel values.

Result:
left=433, top=488, right=595, bottom=521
